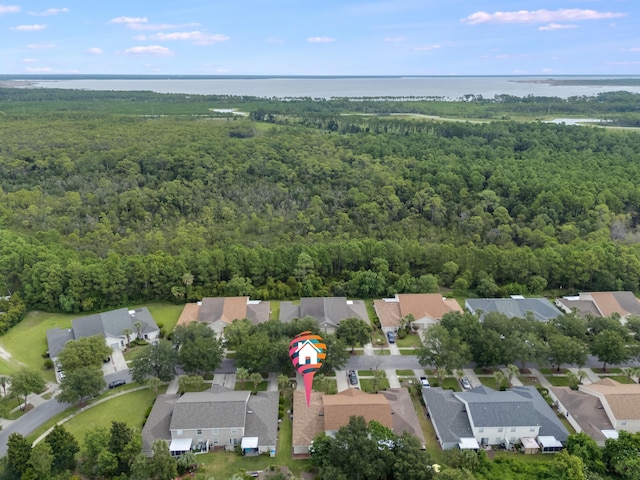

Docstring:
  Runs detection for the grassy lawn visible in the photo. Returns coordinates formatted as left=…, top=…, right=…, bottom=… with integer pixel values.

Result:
left=592, top=367, right=623, bottom=374
left=122, top=344, right=148, bottom=362
left=409, top=390, right=445, bottom=464
left=539, top=368, right=569, bottom=375
left=599, top=375, right=636, bottom=384
left=545, top=376, right=572, bottom=387
left=370, top=330, right=386, bottom=346
left=364, top=299, right=377, bottom=323
left=359, top=378, right=390, bottom=393
left=427, top=377, right=461, bottom=391
left=396, top=333, right=423, bottom=348
left=62, top=389, right=158, bottom=451
left=358, top=370, right=375, bottom=377
left=142, top=303, right=184, bottom=332
left=396, top=369, right=415, bottom=376
left=478, top=376, right=509, bottom=390
left=0, top=310, right=82, bottom=377
left=399, top=349, right=419, bottom=356
left=195, top=392, right=310, bottom=478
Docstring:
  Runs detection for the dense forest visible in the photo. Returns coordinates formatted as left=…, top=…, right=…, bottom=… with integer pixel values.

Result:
left=1, top=88, right=640, bottom=312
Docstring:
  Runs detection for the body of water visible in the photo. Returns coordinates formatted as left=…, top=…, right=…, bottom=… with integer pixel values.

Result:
left=19, top=76, right=640, bottom=99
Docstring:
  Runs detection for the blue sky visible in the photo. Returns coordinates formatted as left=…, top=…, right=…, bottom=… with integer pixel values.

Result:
left=1, top=0, right=639, bottom=75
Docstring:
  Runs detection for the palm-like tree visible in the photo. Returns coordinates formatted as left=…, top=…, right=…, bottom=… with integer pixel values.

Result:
left=576, top=369, right=588, bottom=385
left=567, top=371, right=580, bottom=390
left=494, top=370, right=506, bottom=390
left=146, top=376, right=162, bottom=395
left=622, top=367, right=640, bottom=384
left=506, top=364, right=520, bottom=386
left=235, top=368, right=249, bottom=389
left=372, top=370, right=386, bottom=393
left=248, top=372, right=263, bottom=393
left=0, top=376, right=10, bottom=397
left=123, top=329, right=133, bottom=348
left=277, top=374, right=289, bottom=398
left=435, top=367, right=448, bottom=388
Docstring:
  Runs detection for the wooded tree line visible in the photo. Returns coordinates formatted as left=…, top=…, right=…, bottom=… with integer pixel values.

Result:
left=2, top=90, right=640, bottom=311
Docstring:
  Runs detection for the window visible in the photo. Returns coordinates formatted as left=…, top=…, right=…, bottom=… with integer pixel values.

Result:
left=510, top=427, right=516, bottom=432
left=212, top=429, right=219, bottom=434
left=621, top=421, right=627, bottom=426
left=231, top=429, right=237, bottom=435
left=197, top=429, right=202, bottom=435
left=495, top=437, right=501, bottom=443
left=529, top=427, right=535, bottom=432
left=177, top=430, right=183, bottom=436
left=478, top=427, right=484, bottom=433
left=498, top=427, right=504, bottom=432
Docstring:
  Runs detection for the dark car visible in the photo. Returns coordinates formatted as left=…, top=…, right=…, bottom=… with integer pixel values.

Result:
left=348, top=370, right=358, bottom=386
left=108, top=379, right=126, bottom=389
left=386, top=331, right=396, bottom=344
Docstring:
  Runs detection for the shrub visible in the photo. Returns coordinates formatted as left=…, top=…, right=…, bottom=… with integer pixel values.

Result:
left=43, top=359, right=54, bottom=370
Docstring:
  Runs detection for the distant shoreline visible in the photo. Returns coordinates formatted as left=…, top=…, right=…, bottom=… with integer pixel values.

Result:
left=513, top=78, right=640, bottom=87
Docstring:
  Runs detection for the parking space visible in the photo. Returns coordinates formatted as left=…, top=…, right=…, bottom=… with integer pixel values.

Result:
left=336, top=370, right=349, bottom=392
left=101, top=350, right=128, bottom=376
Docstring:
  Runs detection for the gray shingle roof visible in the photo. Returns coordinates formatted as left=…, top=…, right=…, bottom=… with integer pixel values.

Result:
left=141, top=394, right=180, bottom=456
left=422, top=388, right=473, bottom=444
left=612, top=291, right=640, bottom=316
left=170, top=387, right=250, bottom=430
left=69, top=307, right=159, bottom=340
left=279, top=297, right=368, bottom=327
left=46, top=328, right=75, bottom=359
left=245, top=391, right=279, bottom=447
left=466, top=298, right=561, bottom=322
left=513, top=386, right=569, bottom=442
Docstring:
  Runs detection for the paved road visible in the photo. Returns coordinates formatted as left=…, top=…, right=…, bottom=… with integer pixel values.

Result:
left=0, top=398, right=71, bottom=456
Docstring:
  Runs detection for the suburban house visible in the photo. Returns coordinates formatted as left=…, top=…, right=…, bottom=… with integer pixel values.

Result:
left=465, top=296, right=562, bottom=322
left=46, top=307, right=160, bottom=360
left=279, top=297, right=368, bottom=334
left=551, top=387, right=616, bottom=445
left=555, top=291, right=640, bottom=323
left=142, top=385, right=279, bottom=457
left=177, top=297, right=271, bottom=335
left=423, top=385, right=569, bottom=452
left=373, top=293, right=463, bottom=333
left=292, top=387, right=425, bottom=455
left=567, top=378, right=640, bottom=435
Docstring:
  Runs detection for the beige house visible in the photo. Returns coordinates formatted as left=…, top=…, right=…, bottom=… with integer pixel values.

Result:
left=579, top=378, right=640, bottom=434
left=374, top=293, right=463, bottom=332
left=292, top=387, right=425, bottom=455
left=555, top=291, right=640, bottom=323
left=177, top=297, right=270, bottom=335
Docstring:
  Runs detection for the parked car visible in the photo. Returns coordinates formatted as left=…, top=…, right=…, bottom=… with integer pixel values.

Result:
left=386, top=331, right=396, bottom=344
left=348, top=370, right=358, bottom=386
left=108, top=379, right=126, bottom=389
left=420, top=376, right=430, bottom=388
left=461, top=377, right=472, bottom=390
left=58, top=371, right=65, bottom=380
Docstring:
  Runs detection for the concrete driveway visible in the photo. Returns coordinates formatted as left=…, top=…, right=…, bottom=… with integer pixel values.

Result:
left=336, top=370, right=349, bottom=392
left=101, top=349, right=128, bottom=376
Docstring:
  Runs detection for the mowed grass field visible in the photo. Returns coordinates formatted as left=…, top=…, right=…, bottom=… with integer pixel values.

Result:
left=59, top=389, right=158, bottom=452
left=0, top=303, right=184, bottom=378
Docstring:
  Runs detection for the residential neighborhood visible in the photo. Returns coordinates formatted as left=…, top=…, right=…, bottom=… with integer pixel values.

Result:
left=2, top=291, right=640, bottom=479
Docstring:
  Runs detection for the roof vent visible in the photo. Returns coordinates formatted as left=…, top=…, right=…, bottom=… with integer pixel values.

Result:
left=128, top=310, right=135, bottom=315
left=247, top=410, right=253, bottom=414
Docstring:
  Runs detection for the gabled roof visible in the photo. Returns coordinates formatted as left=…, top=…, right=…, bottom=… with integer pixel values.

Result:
left=292, top=390, right=325, bottom=448
left=459, top=386, right=541, bottom=427
left=424, top=385, right=569, bottom=444
left=551, top=387, right=612, bottom=442
left=170, top=386, right=250, bottom=430
left=422, top=388, right=473, bottom=444
left=198, top=297, right=270, bottom=326
left=465, top=298, right=561, bottom=322
left=245, top=391, right=279, bottom=447
left=375, top=294, right=462, bottom=329
left=47, top=307, right=159, bottom=358
left=556, top=291, right=640, bottom=319
left=380, top=388, right=426, bottom=446
left=141, top=394, right=180, bottom=455
left=580, top=378, right=640, bottom=421
left=322, top=388, right=393, bottom=431
left=279, top=298, right=368, bottom=327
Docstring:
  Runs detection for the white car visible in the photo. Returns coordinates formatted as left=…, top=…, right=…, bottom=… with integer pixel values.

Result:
left=461, top=377, right=472, bottom=390
left=420, top=376, right=430, bottom=388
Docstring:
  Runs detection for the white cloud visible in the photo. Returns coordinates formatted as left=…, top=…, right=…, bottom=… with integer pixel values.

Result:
left=11, top=24, right=47, bottom=31
left=27, top=43, right=55, bottom=49
left=21, top=58, right=37, bottom=63
left=462, top=9, right=625, bottom=25
left=29, top=7, right=69, bottom=16
left=0, top=4, right=20, bottom=14
left=126, top=22, right=199, bottom=31
left=26, top=66, right=52, bottom=72
left=150, top=31, right=229, bottom=45
left=123, top=45, right=173, bottom=56
left=307, top=36, right=336, bottom=43
left=384, top=37, right=407, bottom=42
left=414, top=44, right=441, bottom=51
left=87, top=47, right=103, bottom=55
left=133, top=35, right=147, bottom=40
left=538, top=23, right=578, bottom=31
left=110, top=16, right=148, bottom=24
